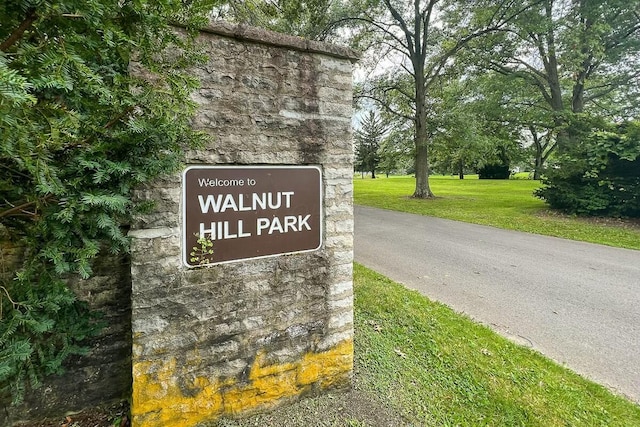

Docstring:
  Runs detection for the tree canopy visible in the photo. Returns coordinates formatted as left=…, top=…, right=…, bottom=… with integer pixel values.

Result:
left=462, top=0, right=640, bottom=174
left=214, top=0, right=349, bottom=40
left=349, top=0, right=550, bottom=196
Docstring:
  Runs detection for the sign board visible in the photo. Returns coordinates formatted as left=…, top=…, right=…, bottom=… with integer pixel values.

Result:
left=182, top=166, right=322, bottom=267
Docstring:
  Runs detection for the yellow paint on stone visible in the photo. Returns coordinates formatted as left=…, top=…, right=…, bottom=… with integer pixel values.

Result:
left=132, top=340, right=353, bottom=427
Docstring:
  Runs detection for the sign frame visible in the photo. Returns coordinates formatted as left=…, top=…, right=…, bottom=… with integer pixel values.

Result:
left=181, top=165, right=323, bottom=267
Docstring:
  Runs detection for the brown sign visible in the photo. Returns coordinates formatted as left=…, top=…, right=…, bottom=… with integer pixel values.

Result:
left=182, top=166, right=322, bottom=267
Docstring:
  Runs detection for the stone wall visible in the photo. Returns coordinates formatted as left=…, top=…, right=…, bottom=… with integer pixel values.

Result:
left=129, top=23, right=358, bottom=426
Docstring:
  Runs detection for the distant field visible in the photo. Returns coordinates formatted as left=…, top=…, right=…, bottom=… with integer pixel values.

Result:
left=354, top=175, right=640, bottom=250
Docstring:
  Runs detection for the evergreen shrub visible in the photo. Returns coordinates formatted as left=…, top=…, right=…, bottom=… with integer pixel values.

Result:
left=0, top=0, right=216, bottom=404
left=478, top=162, right=510, bottom=179
left=536, top=120, right=640, bottom=217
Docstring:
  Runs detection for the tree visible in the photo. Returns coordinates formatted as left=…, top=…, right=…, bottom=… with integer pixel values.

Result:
left=468, top=0, right=640, bottom=152
left=355, top=111, right=386, bottom=178
left=526, top=125, right=555, bottom=180
left=351, top=0, right=539, bottom=198
left=0, top=0, right=217, bottom=403
left=428, top=75, right=497, bottom=179
left=377, top=126, right=413, bottom=177
left=455, top=70, right=555, bottom=179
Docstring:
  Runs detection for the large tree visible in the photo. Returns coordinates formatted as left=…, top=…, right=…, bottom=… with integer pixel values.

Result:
left=468, top=0, right=640, bottom=152
left=0, top=0, right=217, bottom=403
left=535, top=118, right=640, bottom=217
left=352, top=0, right=538, bottom=198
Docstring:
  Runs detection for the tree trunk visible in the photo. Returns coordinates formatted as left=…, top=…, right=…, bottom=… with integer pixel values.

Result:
left=458, top=159, right=464, bottom=179
left=531, top=129, right=543, bottom=180
left=412, top=120, right=434, bottom=198
left=572, top=80, right=585, bottom=113
left=533, top=150, right=543, bottom=180
left=413, top=142, right=433, bottom=198
left=412, top=61, right=434, bottom=199
left=371, top=168, right=376, bottom=179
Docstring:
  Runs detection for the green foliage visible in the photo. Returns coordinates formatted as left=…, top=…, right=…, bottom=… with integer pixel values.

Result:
left=189, top=234, right=215, bottom=266
left=0, top=0, right=218, bottom=404
left=217, top=0, right=349, bottom=41
left=457, top=0, right=640, bottom=180
left=0, top=266, right=96, bottom=405
left=477, top=162, right=510, bottom=179
left=354, top=111, right=385, bottom=178
left=376, top=127, right=412, bottom=177
left=536, top=119, right=640, bottom=217
left=429, top=75, right=525, bottom=179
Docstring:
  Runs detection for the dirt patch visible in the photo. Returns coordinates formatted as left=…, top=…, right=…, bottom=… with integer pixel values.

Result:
left=12, top=381, right=407, bottom=427
left=537, top=209, right=640, bottom=230
left=210, top=386, right=408, bottom=427
left=12, top=402, right=130, bottom=427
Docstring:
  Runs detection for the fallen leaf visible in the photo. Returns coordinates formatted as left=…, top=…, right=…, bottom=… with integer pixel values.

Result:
left=394, top=348, right=407, bottom=358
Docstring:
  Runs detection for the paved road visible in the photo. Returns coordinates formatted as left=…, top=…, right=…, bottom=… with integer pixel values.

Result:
left=354, top=205, right=640, bottom=403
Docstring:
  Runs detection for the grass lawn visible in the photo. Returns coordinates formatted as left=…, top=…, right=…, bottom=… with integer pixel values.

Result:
left=354, top=264, right=640, bottom=426
left=354, top=174, right=640, bottom=250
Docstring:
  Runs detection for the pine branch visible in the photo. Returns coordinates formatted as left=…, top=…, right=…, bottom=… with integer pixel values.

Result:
left=64, top=106, right=136, bottom=151
left=0, top=195, right=54, bottom=219
left=1, top=8, right=38, bottom=52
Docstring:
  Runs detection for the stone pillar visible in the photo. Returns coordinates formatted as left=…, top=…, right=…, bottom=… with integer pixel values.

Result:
left=129, top=23, right=358, bottom=426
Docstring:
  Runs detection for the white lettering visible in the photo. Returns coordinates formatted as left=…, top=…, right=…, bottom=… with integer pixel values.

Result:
left=267, top=192, right=281, bottom=210
left=255, top=215, right=312, bottom=235
left=298, top=214, right=311, bottom=231
left=199, top=220, right=252, bottom=240
left=198, top=191, right=296, bottom=213
left=237, top=220, right=251, bottom=238
left=198, top=194, right=223, bottom=214
left=268, top=216, right=285, bottom=234
left=223, top=221, right=237, bottom=239
left=284, top=215, right=297, bottom=232
left=197, top=178, right=245, bottom=187
left=220, top=194, right=239, bottom=212
left=253, top=193, right=267, bottom=210
left=256, top=217, right=270, bottom=235
left=237, top=195, right=252, bottom=212
left=282, top=191, right=294, bottom=208
left=199, top=222, right=216, bottom=240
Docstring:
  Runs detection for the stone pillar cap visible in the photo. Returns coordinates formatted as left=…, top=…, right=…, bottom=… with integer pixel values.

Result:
left=200, top=21, right=360, bottom=63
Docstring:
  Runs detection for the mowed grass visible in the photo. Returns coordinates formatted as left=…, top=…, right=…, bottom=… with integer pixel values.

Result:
left=354, top=263, right=640, bottom=426
left=354, top=175, right=640, bottom=250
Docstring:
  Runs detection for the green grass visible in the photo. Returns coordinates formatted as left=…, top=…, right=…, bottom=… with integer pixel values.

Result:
left=354, top=175, right=640, bottom=250
left=354, top=263, right=640, bottom=426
